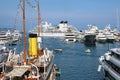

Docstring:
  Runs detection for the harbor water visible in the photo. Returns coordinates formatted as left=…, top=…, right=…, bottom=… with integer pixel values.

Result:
left=42, top=38, right=119, bottom=80
left=10, top=37, right=120, bottom=80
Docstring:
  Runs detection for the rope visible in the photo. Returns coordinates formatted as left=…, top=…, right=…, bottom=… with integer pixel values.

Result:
left=26, top=0, right=38, bottom=9
left=14, top=0, right=22, bottom=29
left=14, top=0, right=38, bottom=29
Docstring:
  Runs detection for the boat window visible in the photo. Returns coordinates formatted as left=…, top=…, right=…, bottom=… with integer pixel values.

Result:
left=105, top=60, right=120, bottom=74
left=113, top=54, right=120, bottom=59
left=111, top=51, right=115, bottom=55
left=104, top=70, right=116, bottom=80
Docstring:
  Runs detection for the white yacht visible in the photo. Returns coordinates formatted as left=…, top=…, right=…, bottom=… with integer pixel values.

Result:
left=104, top=31, right=115, bottom=43
left=88, top=25, right=99, bottom=34
left=64, top=29, right=77, bottom=42
left=96, top=31, right=107, bottom=43
left=98, top=48, right=120, bottom=80
left=104, top=25, right=115, bottom=42
left=11, top=30, right=22, bottom=42
left=65, top=34, right=77, bottom=42
left=0, top=30, right=11, bottom=42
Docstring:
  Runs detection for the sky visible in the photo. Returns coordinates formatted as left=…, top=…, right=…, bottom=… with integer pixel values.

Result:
left=0, top=0, right=120, bottom=31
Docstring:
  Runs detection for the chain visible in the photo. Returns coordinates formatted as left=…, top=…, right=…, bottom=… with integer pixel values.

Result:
left=26, top=0, right=38, bottom=9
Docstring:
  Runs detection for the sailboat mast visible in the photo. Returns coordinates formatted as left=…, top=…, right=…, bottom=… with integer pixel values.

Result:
left=37, top=0, right=42, bottom=53
left=38, top=0, right=41, bottom=37
left=22, top=0, right=26, bottom=63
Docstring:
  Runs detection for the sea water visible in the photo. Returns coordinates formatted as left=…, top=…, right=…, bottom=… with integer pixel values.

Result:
left=42, top=38, right=119, bottom=80
left=10, top=37, right=120, bottom=80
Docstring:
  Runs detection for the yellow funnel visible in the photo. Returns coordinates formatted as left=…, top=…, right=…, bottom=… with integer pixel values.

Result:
left=28, top=34, right=38, bottom=57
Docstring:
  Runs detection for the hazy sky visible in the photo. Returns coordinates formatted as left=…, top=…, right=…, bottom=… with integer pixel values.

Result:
left=0, top=0, right=120, bottom=31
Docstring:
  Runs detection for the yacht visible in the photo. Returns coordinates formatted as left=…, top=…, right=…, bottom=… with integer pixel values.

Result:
left=103, top=24, right=115, bottom=43
left=96, top=31, right=107, bottom=43
left=0, top=30, right=11, bottom=43
left=83, top=30, right=96, bottom=45
left=11, top=30, right=22, bottom=42
left=88, top=25, right=99, bottom=34
left=98, top=48, right=120, bottom=80
left=84, top=34, right=96, bottom=45
left=104, top=31, right=115, bottom=43
left=64, top=32, right=77, bottom=42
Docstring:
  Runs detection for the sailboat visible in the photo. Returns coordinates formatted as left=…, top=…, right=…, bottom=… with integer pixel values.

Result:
left=0, top=0, right=57, bottom=80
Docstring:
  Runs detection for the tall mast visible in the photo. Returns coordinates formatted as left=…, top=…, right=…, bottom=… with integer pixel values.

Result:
left=22, top=0, right=26, bottom=63
left=116, top=8, right=119, bottom=31
left=37, top=0, right=42, bottom=54
left=38, top=0, right=41, bottom=37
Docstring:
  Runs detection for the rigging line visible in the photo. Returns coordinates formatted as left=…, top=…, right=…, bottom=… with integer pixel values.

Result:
left=14, top=12, right=19, bottom=30
left=14, top=0, right=22, bottom=30
left=26, top=0, right=37, bottom=8
left=34, top=0, right=38, bottom=3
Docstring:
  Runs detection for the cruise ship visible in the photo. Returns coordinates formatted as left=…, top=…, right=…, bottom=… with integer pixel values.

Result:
left=29, top=21, right=79, bottom=38
left=98, top=48, right=120, bottom=80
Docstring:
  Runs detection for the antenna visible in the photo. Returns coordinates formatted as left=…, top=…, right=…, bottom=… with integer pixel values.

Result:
left=115, top=8, right=119, bottom=48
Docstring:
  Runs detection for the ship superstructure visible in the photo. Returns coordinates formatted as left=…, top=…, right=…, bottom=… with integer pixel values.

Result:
left=98, top=48, right=120, bottom=80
